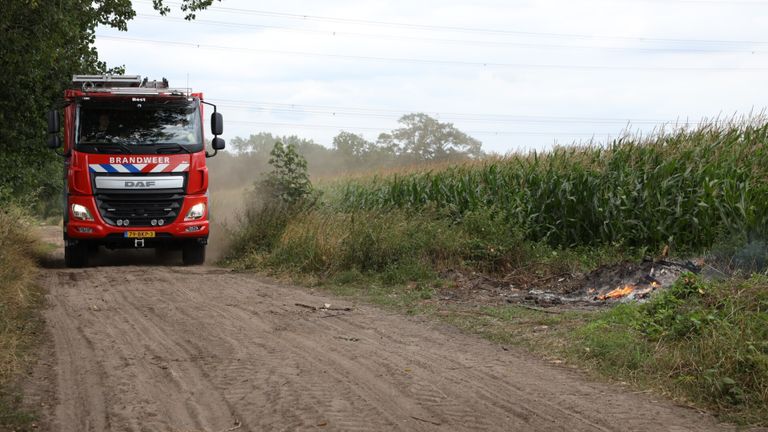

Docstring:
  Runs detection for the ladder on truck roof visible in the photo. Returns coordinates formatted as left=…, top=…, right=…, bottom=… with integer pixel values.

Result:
left=71, top=74, right=190, bottom=96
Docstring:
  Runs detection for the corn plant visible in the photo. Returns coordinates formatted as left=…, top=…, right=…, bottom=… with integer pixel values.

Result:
left=326, top=120, right=768, bottom=251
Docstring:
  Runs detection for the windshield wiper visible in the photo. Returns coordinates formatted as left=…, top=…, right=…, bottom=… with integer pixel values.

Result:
left=155, top=143, right=192, bottom=154
left=79, top=141, right=134, bottom=154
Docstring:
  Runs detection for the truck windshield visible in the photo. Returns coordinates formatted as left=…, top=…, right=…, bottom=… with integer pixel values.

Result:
left=77, top=98, right=202, bottom=152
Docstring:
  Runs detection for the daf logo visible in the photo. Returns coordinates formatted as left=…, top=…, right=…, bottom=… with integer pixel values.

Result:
left=95, top=176, right=182, bottom=190
left=124, top=181, right=156, bottom=188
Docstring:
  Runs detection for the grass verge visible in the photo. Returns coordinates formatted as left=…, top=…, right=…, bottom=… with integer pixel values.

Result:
left=0, top=208, right=45, bottom=430
left=226, top=205, right=635, bottom=278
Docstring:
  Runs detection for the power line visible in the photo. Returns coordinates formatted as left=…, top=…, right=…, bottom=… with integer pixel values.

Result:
left=227, top=119, right=621, bottom=137
left=213, top=99, right=687, bottom=122
left=216, top=100, right=706, bottom=126
left=132, top=14, right=766, bottom=54
left=134, top=0, right=768, bottom=46
left=633, top=0, right=768, bottom=3
left=96, top=34, right=768, bottom=71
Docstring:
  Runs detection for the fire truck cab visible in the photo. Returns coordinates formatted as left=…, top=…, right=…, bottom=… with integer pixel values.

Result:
left=46, top=74, right=224, bottom=267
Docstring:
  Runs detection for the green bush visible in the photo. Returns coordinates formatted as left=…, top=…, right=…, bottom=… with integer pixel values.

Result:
left=260, top=141, right=315, bottom=205
left=226, top=141, right=317, bottom=261
left=638, top=274, right=711, bottom=339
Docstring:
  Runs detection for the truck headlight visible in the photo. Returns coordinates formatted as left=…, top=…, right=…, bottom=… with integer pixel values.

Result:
left=71, top=204, right=94, bottom=221
left=184, top=203, right=206, bottom=221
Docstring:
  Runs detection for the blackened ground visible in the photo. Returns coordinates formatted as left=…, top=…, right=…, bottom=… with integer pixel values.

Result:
left=440, top=259, right=703, bottom=310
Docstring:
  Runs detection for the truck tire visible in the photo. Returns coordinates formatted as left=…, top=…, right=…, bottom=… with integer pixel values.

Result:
left=65, top=242, right=89, bottom=268
left=182, top=242, right=206, bottom=266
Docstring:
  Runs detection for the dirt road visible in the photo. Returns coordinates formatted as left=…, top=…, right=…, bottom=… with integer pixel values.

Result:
left=26, top=228, right=739, bottom=432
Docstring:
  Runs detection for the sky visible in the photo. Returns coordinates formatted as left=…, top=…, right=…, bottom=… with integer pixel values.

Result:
left=93, top=0, right=768, bottom=154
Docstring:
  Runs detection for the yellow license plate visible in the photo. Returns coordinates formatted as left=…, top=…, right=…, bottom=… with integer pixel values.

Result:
left=124, top=231, right=156, bottom=238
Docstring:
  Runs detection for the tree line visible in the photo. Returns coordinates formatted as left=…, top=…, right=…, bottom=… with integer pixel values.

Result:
left=209, top=113, right=484, bottom=191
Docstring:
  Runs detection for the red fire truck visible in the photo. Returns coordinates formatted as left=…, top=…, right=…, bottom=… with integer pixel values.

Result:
left=46, top=75, right=225, bottom=267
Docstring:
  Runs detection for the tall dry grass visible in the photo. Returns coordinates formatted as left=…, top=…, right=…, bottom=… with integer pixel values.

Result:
left=0, top=208, right=42, bottom=387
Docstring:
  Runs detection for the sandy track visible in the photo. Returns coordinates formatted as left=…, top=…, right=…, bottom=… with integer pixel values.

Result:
left=26, top=230, right=738, bottom=431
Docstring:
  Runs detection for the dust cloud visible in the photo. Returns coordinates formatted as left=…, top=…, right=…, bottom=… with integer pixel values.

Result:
left=204, top=128, right=486, bottom=262
left=205, top=133, right=381, bottom=261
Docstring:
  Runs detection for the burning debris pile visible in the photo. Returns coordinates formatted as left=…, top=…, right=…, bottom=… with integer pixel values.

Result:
left=593, top=274, right=663, bottom=301
left=439, top=258, right=703, bottom=309
left=510, top=259, right=701, bottom=307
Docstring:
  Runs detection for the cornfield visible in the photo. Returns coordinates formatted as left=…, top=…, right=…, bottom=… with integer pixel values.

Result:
left=329, top=121, right=768, bottom=250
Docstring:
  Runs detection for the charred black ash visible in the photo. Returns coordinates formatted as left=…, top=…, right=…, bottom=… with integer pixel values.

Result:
left=504, top=259, right=702, bottom=308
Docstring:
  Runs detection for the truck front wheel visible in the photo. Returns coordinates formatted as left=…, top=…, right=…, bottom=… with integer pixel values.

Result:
left=182, top=242, right=206, bottom=266
left=65, top=241, right=89, bottom=268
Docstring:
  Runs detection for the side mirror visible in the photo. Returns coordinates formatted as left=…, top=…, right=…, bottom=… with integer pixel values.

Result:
left=47, top=110, right=60, bottom=134
left=47, top=134, right=61, bottom=149
left=212, top=137, right=225, bottom=150
left=210, top=112, right=223, bottom=136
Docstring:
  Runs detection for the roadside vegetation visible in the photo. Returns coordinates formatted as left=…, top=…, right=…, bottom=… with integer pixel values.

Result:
left=573, top=274, right=768, bottom=424
left=225, top=119, right=768, bottom=426
left=0, top=208, right=45, bottom=429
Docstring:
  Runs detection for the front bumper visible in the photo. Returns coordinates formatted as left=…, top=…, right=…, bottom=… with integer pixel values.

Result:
left=64, top=231, right=208, bottom=249
left=66, top=195, right=209, bottom=243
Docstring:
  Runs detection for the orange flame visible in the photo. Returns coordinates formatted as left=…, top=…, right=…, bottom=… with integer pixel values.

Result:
left=598, top=284, right=635, bottom=300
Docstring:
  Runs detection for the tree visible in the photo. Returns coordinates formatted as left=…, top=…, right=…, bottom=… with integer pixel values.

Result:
left=231, top=132, right=331, bottom=160
left=152, top=0, right=221, bottom=20
left=333, top=131, right=401, bottom=166
left=387, top=113, right=483, bottom=162
left=231, top=132, right=283, bottom=155
left=0, top=0, right=219, bottom=210
left=261, top=142, right=313, bottom=205
left=333, top=131, right=372, bottom=160
left=375, top=132, right=402, bottom=156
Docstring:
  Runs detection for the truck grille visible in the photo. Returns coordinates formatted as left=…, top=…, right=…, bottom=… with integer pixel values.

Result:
left=95, top=193, right=184, bottom=227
